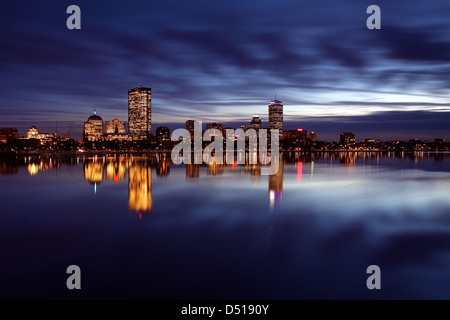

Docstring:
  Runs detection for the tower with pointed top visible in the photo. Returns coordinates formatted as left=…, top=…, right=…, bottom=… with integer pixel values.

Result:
left=268, top=97, right=283, bottom=138
left=128, top=86, right=151, bottom=139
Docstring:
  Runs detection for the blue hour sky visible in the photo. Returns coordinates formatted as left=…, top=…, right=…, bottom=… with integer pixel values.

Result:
left=0, top=0, right=449, bottom=141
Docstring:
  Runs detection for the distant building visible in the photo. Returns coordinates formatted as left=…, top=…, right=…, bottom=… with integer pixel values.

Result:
left=83, top=110, right=104, bottom=141
left=268, top=98, right=283, bottom=138
left=186, top=120, right=195, bottom=138
left=435, top=138, right=446, bottom=144
left=156, top=126, right=171, bottom=149
left=284, top=129, right=308, bottom=140
left=241, top=115, right=262, bottom=132
left=128, top=86, right=151, bottom=139
left=27, top=126, right=39, bottom=139
left=0, top=128, right=19, bottom=144
left=340, top=132, right=356, bottom=147
left=206, top=123, right=223, bottom=140
left=186, top=120, right=203, bottom=140
left=308, top=131, right=317, bottom=142
left=206, top=123, right=223, bottom=133
left=250, top=115, right=262, bottom=130
left=26, top=126, right=54, bottom=143
left=105, top=119, right=126, bottom=134
left=104, top=119, right=129, bottom=141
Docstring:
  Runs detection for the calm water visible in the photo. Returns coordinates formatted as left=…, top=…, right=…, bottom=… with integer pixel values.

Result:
left=1, top=152, right=450, bottom=299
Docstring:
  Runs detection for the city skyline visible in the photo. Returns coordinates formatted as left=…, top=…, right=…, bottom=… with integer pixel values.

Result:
left=0, top=1, right=448, bottom=141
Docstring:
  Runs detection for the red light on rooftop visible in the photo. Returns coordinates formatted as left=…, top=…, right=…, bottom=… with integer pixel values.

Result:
left=113, top=119, right=119, bottom=122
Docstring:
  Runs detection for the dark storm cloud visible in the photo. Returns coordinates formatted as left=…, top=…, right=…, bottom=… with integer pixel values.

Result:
left=379, top=26, right=450, bottom=63
left=284, top=111, right=450, bottom=141
left=0, top=0, right=449, bottom=139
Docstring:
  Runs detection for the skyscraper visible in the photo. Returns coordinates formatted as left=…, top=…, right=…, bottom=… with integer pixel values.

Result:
left=268, top=98, right=283, bottom=137
left=128, top=86, right=151, bottom=139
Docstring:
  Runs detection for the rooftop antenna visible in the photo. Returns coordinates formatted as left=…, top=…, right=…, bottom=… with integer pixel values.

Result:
left=94, top=109, right=97, bottom=115
left=138, top=82, right=142, bottom=88
left=274, top=93, right=277, bottom=101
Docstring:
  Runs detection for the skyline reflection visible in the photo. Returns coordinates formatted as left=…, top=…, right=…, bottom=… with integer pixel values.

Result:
left=2, top=151, right=449, bottom=216
left=1, top=151, right=450, bottom=299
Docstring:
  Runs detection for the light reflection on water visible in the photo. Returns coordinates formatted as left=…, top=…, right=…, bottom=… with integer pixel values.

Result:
left=0, top=152, right=449, bottom=299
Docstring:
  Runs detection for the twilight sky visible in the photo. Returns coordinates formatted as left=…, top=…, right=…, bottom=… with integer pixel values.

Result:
left=0, top=0, right=449, bottom=141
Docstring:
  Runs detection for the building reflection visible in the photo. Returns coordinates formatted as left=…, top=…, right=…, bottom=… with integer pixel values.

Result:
left=186, top=164, right=199, bottom=180
left=27, top=163, right=39, bottom=176
left=339, top=152, right=356, bottom=166
left=128, top=158, right=152, bottom=217
left=0, top=160, right=19, bottom=175
left=156, top=153, right=170, bottom=177
left=207, top=158, right=224, bottom=176
left=105, top=156, right=126, bottom=183
left=269, top=155, right=283, bottom=210
left=83, top=157, right=104, bottom=184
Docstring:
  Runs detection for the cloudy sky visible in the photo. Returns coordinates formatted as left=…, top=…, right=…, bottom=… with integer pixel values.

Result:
left=0, top=0, right=449, bottom=141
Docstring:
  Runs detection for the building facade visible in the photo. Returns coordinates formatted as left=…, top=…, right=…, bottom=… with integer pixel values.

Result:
left=128, top=86, right=151, bottom=139
left=156, top=126, right=171, bottom=149
left=308, top=131, right=317, bottom=142
left=83, top=111, right=104, bottom=141
left=27, top=126, right=39, bottom=139
left=340, top=132, right=356, bottom=147
left=105, top=119, right=126, bottom=134
left=268, top=99, right=283, bottom=138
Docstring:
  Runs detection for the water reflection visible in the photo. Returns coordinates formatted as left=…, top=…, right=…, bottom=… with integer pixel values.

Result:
left=3, top=151, right=450, bottom=216
left=106, top=156, right=126, bottom=183
left=128, top=157, right=152, bottom=216
left=84, top=158, right=104, bottom=184
left=269, top=155, right=283, bottom=210
left=1, top=151, right=450, bottom=299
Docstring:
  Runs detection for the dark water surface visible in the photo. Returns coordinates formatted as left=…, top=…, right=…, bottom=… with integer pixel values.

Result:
left=1, top=152, right=449, bottom=299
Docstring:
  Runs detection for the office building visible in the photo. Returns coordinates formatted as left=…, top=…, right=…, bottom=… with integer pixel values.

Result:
left=340, top=132, right=356, bottom=147
left=268, top=98, right=283, bottom=137
left=105, top=119, right=126, bottom=134
left=156, top=126, right=171, bottom=149
left=0, top=128, right=19, bottom=144
left=83, top=110, right=104, bottom=141
left=128, top=86, right=151, bottom=139
left=308, top=132, right=317, bottom=142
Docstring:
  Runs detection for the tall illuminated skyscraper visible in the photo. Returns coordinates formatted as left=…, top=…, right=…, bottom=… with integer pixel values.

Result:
left=128, top=86, right=151, bottom=139
left=268, top=98, right=283, bottom=137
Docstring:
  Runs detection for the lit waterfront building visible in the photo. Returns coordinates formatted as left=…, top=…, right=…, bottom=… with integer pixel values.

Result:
left=156, top=126, right=171, bottom=149
left=268, top=98, right=283, bottom=138
left=26, top=126, right=55, bottom=143
left=27, top=126, right=39, bottom=139
left=128, top=86, right=151, bottom=139
left=104, top=119, right=129, bottom=141
left=308, top=132, right=317, bottom=142
left=105, top=119, right=126, bottom=134
left=0, top=128, right=19, bottom=144
left=83, top=110, right=104, bottom=141
left=340, top=132, right=356, bottom=147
